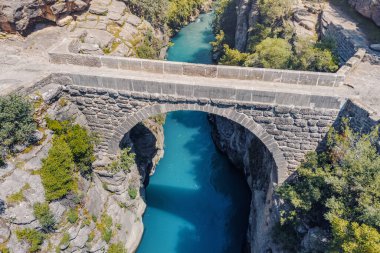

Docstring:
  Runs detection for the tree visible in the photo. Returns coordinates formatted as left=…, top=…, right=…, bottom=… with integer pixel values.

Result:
left=0, top=95, right=36, bottom=152
left=40, top=137, right=75, bottom=202
left=245, top=38, right=292, bottom=69
left=275, top=121, right=380, bottom=251
left=219, top=44, right=249, bottom=66
left=33, top=202, right=56, bottom=232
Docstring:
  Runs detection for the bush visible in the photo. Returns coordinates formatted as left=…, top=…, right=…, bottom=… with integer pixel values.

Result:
left=0, top=95, right=36, bottom=152
left=46, top=118, right=95, bottom=176
left=124, top=0, right=168, bottom=28
left=107, top=148, right=136, bottom=173
left=16, top=228, right=45, bottom=253
left=276, top=121, right=380, bottom=252
left=40, top=136, right=75, bottom=202
left=108, top=242, right=127, bottom=253
left=67, top=208, right=79, bottom=224
left=135, top=30, right=163, bottom=59
left=294, top=37, right=338, bottom=72
left=6, top=183, right=30, bottom=204
left=219, top=45, right=249, bottom=66
left=97, top=214, right=113, bottom=243
left=128, top=187, right=138, bottom=199
left=33, top=202, right=56, bottom=232
left=167, top=0, right=205, bottom=30
left=245, top=38, right=292, bottom=69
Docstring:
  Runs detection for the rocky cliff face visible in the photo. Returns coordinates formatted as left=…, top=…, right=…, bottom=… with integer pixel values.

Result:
left=348, top=0, right=380, bottom=26
left=0, top=84, right=165, bottom=253
left=209, top=115, right=282, bottom=253
left=0, top=0, right=90, bottom=34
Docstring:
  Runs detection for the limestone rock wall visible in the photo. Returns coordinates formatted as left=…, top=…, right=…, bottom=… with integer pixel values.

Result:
left=348, top=0, right=380, bottom=26
left=0, top=0, right=91, bottom=33
left=209, top=115, right=282, bottom=253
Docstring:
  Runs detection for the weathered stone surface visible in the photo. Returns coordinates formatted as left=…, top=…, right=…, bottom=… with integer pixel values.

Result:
left=348, top=0, right=380, bottom=26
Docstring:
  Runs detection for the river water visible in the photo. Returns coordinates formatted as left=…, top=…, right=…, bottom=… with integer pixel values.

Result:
left=137, top=13, right=251, bottom=253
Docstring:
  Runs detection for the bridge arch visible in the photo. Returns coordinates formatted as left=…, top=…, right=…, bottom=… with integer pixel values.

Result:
left=108, top=103, right=289, bottom=185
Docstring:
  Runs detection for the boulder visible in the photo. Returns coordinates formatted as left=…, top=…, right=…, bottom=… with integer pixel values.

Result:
left=370, top=44, right=380, bottom=52
left=301, top=227, right=329, bottom=252
left=348, top=0, right=380, bottom=26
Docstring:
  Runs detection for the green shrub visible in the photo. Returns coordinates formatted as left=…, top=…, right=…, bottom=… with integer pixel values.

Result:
left=46, top=118, right=95, bottom=176
left=135, top=30, right=163, bottom=59
left=97, top=214, right=113, bottom=243
left=167, top=0, right=205, bottom=30
left=219, top=45, right=249, bottom=66
left=40, top=136, right=75, bottom=201
left=275, top=121, right=380, bottom=252
left=108, top=242, right=127, bottom=253
left=128, top=187, right=138, bottom=200
left=124, top=0, right=168, bottom=28
left=16, top=228, right=45, bottom=253
left=245, top=38, right=292, bottom=69
left=0, top=94, right=36, bottom=152
left=33, top=202, right=56, bottom=232
left=6, top=183, right=30, bottom=204
left=67, top=209, right=79, bottom=224
left=107, top=148, right=136, bottom=173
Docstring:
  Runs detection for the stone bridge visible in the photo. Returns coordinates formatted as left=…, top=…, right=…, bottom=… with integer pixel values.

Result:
left=17, top=38, right=378, bottom=187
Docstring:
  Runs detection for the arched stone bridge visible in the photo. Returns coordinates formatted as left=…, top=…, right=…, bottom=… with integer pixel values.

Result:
left=23, top=40, right=376, bottom=186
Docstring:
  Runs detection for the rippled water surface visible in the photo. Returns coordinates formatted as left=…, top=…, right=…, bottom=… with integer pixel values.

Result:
left=137, top=13, right=251, bottom=253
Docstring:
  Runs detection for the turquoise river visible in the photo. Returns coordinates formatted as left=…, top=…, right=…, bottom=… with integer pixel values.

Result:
left=137, top=13, right=251, bottom=253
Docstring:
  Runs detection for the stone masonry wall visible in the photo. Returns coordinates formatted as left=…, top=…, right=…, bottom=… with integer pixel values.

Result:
left=61, top=81, right=341, bottom=180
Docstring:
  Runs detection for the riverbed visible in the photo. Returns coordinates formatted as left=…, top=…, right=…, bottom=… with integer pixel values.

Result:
left=137, top=13, right=251, bottom=253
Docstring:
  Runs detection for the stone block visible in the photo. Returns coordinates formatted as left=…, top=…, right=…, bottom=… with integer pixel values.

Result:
left=205, top=65, right=217, bottom=78
left=216, top=66, right=240, bottom=79
left=160, top=82, right=176, bottom=95
left=310, top=95, right=342, bottom=109
left=209, top=87, right=236, bottom=100
left=240, top=68, right=264, bottom=80
left=49, top=52, right=67, bottom=64
left=276, top=93, right=311, bottom=107
left=99, top=76, right=118, bottom=90
left=145, top=80, right=161, bottom=94
left=298, top=72, right=319, bottom=86
left=236, top=89, right=252, bottom=102
left=115, top=78, right=133, bottom=91
left=101, top=56, right=119, bottom=69
left=119, top=58, right=142, bottom=71
left=281, top=71, right=300, bottom=84
left=131, top=80, right=147, bottom=93
left=263, top=70, right=283, bottom=83
left=251, top=91, right=276, bottom=103
left=176, top=84, right=195, bottom=97
left=317, top=74, right=336, bottom=86
left=183, top=64, right=206, bottom=76
left=164, top=62, right=183, bottom=75
left=141, top=60, right=164, bottom=74
left=80, top=55, right=102, bottom=68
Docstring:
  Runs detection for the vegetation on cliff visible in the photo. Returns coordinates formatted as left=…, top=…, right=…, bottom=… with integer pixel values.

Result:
left=212, top=0, right=338, bottom=72
left=275, top=120, right=380, bottom=252
left=0, top=94, right=36, bottom=162
left=125, top=0, right=208, bottom=31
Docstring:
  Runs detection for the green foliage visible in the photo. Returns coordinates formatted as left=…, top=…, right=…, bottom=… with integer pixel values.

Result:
left=59, top=232, right=70, bottom=249
left=294, top=37, right=339, bottom=72
left=128, top=187, right=138, bottom=200
left=40, top=136, right=75, bottom=202
left=0, top=94, right=36, bottom=153
left=168, top=0, right=205, bottom=30
left=6, top=183, right=30, bottom=204
left=330, top=216, right=380, bottom=253
left=33, top=202, right=56, bottom=232
left=97, top=214, right=113, bottom=243
left=276, top=120, right=380, bottom=252
left=67, top=209, right=79, bottom=224
left=108, top=242, right=127, bottom=253
left=124, top=0, right=168, bottom=28
left=135, top=30, right=163, bottom=59
left=107, top=148, right=136, bottom=174
left=212, top=0, right=236, bottom=48
left=46, top=118, right=95, bottom=176
left=258, top=0, right=292, bottom=26
left=245, top=38, right=292, bottom=69
left=16, top=228, right=45, bottom=253
left=149, top=114, right=166, bottom=125
left=219, top=45, right=249, bottom=66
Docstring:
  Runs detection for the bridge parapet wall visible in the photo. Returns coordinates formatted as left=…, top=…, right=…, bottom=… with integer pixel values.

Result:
left=49, top=39, right=345, bottom=87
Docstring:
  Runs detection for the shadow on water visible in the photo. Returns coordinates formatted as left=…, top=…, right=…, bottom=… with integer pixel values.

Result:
left=140, top=111, right=251, bottom=253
